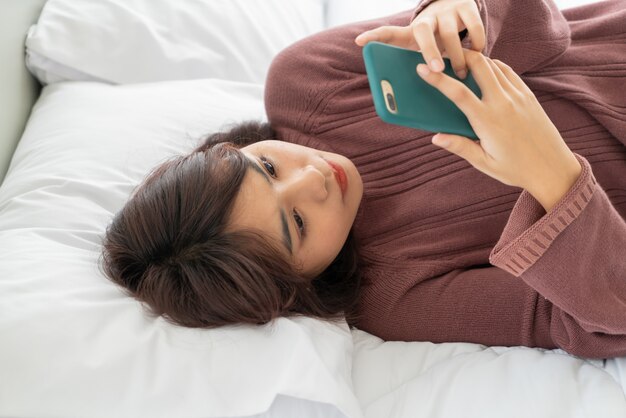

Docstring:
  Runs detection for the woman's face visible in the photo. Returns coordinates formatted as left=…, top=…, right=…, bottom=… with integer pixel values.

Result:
left=228, top=140, right=363, bottom=278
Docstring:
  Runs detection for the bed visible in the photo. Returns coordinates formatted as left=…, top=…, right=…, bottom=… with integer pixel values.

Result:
left=1, top=1, right=625, bottom=417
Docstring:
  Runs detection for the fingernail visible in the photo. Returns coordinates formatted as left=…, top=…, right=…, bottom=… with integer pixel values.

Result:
left=417, top=64, right=430, bottom=77
left=432, top=135, right=450, bottom=147
left=457, top=69, right=467, bottom=79
left=430, top=59, right=444, bottom=72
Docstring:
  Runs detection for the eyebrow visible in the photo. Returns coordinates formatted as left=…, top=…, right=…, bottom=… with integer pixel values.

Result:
left=247, top=159, right=293, bottom=255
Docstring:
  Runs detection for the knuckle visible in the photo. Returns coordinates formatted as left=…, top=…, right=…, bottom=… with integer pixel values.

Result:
left=449, top=86, right=470, bottom=103
left=501, top=96, right=516, bottom=110
left=448, top=142, right=460, bottom=153
left=465, top=50, right=483, bottom=65
left=438, top=26, right=459, bottom=41
left=462, top=48, right=477, bottom=58
left=508, top=89, right=526, bottom=102
left=522, top=89, right=538, bottom=103
left=413, top=19, right=432, bottom=31
left=493, top=59, right=511, bottom=70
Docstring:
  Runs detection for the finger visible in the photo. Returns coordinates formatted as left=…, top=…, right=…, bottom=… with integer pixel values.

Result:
left=457, top=3, right=486, bottom=52
left=486, top=58, right=516, bottom=96
left=432, top=132, right=490, bottom=172
left=458, top=49, right=503, bottom=101
left=436, top=14, right=467, bottom=79
left=355, top=25, right=413, bottom=47
left=492, top=59, right=533, bottom=95
left=416, top=62, right=482, bottom=119
left=411, top=16, right=445, bottom=72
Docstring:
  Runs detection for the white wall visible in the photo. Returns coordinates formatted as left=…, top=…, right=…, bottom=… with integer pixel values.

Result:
left=325, top=0, right=604, bottom=28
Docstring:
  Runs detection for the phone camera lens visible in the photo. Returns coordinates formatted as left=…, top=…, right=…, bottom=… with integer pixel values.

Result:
left=386, top=93, right=396, bottom=111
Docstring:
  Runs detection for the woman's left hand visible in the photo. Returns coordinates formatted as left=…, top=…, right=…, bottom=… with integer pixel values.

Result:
left=417, top=48, right=582, bottom=212
left=355, top=0, right=485, bottom=79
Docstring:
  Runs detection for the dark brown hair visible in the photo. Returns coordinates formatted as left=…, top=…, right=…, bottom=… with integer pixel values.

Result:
left=99, top=121, right=363, bottom=329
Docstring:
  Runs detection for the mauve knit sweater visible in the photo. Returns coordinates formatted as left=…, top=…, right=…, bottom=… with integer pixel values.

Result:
left=264, top=0, right=626, bottom=358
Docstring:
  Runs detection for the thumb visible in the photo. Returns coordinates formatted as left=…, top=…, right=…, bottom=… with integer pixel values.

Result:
left=355, top=25, right=412, bottom=47
left=432, top=133, right=487, bottom=168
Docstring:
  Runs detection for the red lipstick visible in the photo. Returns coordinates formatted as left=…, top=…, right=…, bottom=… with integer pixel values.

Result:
left=326, top=160, right=348, bottom=198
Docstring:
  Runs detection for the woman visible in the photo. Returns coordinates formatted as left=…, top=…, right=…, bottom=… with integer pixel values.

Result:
left=101, top=0, right=626, bottom=358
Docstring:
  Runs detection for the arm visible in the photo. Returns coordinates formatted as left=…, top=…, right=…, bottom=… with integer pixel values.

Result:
left=358, top=238, right=626, bottom=359
left=489, top=153, right=626, bottom=333
left=358, top=154, right=626, bottom=359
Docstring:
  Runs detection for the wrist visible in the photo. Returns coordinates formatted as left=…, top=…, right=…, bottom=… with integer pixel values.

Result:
left=526, top=156, right=582, bottom=213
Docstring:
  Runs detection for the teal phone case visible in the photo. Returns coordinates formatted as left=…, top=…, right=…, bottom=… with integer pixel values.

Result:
left=362, top=41, right=482, bottom=140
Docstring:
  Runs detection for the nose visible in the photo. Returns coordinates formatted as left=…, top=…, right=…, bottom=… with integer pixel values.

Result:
left=283, top=164, right=328, bottom=203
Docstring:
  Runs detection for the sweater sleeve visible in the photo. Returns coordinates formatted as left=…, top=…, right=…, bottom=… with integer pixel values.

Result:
left=357, top=253, right=626, bottom=359
left=358, top=154, right=626, bottom=359
left=356, top=149, right=626, bottom=359
left=488, top=153, right=626, bottom=356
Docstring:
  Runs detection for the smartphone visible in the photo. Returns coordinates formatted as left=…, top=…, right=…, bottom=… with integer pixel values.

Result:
left=362, top=41, right=482, bottom=140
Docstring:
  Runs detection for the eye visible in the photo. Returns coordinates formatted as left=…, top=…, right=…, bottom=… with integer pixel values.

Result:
left=258, top=154, right=307, bottom=240
left=260, top=156, right=276, bottom=177
left=293, top=209, right=306, bottom=238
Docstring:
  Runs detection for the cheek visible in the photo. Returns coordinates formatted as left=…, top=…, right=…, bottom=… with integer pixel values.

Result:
left=299, top=211, right=353, bottom=277
left=319, top=212, right=351, bottom=253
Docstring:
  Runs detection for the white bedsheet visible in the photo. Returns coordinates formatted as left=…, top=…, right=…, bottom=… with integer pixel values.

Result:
left=351, top=329, right=626, bottom=417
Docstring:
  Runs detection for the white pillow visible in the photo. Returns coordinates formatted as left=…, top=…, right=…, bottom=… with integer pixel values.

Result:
left=0, top=79, right=362, bottom=418
left=25, top=0, right=325, bottom=85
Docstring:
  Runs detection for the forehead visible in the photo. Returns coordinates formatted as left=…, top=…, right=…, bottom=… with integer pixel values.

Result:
left=240, top=139, right=305, bottom=154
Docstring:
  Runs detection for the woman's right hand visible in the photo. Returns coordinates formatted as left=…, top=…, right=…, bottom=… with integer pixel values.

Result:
left=355, top=0, right=485, bottom=80
left=416, top=49, right=582, bottom=212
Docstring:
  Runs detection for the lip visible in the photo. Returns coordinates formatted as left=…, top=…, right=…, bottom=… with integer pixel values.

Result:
left=325, top=159, right=348, bottom=198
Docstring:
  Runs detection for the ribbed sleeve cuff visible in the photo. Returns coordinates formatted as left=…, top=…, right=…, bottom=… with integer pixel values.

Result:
left=489, top=153, right=597, bottom=277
